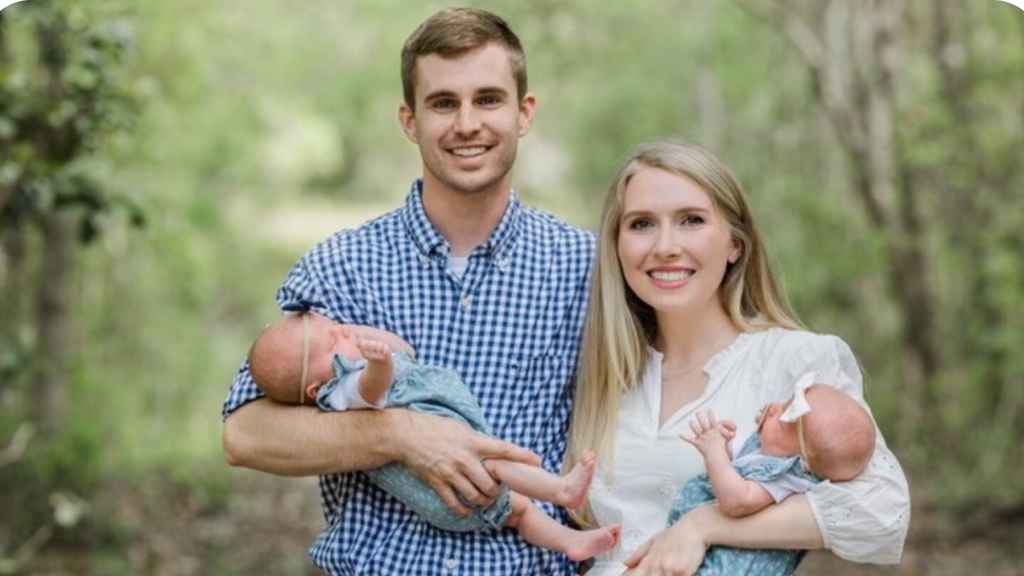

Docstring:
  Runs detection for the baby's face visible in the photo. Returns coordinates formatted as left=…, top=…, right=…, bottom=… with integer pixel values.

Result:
left=305, top=316, right=362, bottom=387
left=756, top=400, right=800, bottom=457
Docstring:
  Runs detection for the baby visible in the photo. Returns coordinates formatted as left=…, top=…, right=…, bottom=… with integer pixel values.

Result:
left=671, top=374, right=877, bottom=575
left=248, top=309, right=620, bottom=561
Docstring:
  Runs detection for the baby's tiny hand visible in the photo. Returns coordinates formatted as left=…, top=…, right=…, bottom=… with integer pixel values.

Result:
left=358, top=339, right=392, bottom=361
left=680, top=410, right=735, bottom=458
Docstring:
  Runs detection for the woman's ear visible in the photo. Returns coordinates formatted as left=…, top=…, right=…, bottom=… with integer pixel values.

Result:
left=728, top=238, right=743, bottom=264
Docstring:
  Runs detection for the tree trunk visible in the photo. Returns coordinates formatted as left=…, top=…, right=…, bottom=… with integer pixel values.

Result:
left=33, top=212, right=74, bottom=436
left=739, top=0, right=945, bottom=443
left=29, top=10, right=74, bottom=436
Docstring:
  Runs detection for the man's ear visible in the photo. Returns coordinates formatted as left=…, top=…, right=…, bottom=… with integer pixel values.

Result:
left=517, top=93, right=537, bottom=137
left=398, top=103, right=418, bottom=144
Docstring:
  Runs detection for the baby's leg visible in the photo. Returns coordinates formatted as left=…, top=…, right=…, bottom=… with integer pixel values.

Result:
left=506, top=493, right=620, bottom=562
left=485, top=450, right=595, bottom=509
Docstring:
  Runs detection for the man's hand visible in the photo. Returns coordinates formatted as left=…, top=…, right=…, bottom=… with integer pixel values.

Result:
left=392, top=410, right=541, bottom=515
left=680, top=410, right=735, bottom=461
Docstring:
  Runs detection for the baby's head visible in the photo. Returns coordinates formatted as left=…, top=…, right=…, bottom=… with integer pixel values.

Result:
left=759, top=384, right=875, bottom=481
left=799, top=385, right=876, bottom=481
left=248, top=312, right=361, bottom=404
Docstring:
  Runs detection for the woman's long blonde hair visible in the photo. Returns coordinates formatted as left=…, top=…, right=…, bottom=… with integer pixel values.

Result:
left=566, top=139, right=801, bottom=526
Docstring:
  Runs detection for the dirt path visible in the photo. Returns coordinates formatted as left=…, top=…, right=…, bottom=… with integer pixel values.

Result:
left=226, top=476, right=1024, bottom=576
left=25, top=473, right=1021, bottom=575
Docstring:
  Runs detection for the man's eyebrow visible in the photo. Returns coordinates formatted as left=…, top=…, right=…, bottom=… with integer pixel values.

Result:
left=422, top=89, right=457, bottom=102
left=476, top=86, right=509, bottom=96
left=422, top=86, right=510, bottom=102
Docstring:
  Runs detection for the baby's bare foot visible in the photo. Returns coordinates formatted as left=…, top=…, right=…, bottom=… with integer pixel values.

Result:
left=564, top=524, right=621, bottom=562
left=558, top=450, right=596, bottom=510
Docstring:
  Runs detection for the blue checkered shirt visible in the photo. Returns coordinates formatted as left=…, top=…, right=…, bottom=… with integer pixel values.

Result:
left=223, top=181, right=595, bottom=575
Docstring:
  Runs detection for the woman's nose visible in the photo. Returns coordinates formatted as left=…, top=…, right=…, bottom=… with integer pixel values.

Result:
left=654, top=229, right=682, bottom=259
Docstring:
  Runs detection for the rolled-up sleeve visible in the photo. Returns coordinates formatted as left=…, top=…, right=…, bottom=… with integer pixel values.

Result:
left=776, top=332, right=911, bottom=563
left=221, top=249, right=335, bottom=420
left=221, top=362, right=263, bottom=420
left=806, top=437, right=910, bottom=563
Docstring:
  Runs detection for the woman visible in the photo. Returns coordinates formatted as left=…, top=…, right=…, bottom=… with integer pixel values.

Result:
left=566, top=139, right=909, bottom=575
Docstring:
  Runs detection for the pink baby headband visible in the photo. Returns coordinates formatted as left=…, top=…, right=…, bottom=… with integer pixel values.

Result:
left=280, top=299, right=321, bottom=406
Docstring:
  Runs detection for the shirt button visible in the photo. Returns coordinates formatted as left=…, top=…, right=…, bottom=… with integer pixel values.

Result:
left=444, top=558, right=458, bottom=571
left=459, top=297, right=470, bottom=309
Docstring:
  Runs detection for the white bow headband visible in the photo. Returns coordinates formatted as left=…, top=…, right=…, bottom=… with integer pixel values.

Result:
left=779, top=371, right=816, bottom=423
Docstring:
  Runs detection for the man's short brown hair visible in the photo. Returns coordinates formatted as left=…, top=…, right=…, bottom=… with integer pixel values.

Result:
left=400, top=8, right=527, bottom=110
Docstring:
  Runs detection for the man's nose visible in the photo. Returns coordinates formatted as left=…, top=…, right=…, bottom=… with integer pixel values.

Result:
left=454, top=105, right=481, bottom=134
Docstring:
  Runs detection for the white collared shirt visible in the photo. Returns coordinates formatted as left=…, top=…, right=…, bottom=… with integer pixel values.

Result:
left=586, top=328, right=910, bottom=576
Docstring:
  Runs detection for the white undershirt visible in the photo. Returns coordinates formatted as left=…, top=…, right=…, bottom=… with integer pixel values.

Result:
left=448, top=256, right=469, bottom=279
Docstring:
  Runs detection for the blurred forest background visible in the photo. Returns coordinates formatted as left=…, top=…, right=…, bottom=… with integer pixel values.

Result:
left=1, top=0, right=1022, bottom=574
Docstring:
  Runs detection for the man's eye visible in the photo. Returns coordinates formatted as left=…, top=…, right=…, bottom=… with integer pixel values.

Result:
left=478, top=95, right=502, bottom=107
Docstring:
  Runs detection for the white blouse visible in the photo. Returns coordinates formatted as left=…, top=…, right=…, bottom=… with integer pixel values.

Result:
left=586, top=329, right=910, bottom=576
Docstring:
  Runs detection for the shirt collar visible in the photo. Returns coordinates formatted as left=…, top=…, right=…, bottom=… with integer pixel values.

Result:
left=401, top=179, right=523, bottom=261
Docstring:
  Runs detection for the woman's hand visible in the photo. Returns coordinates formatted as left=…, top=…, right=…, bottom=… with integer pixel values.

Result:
left=619, top=513, right=708, bottom=576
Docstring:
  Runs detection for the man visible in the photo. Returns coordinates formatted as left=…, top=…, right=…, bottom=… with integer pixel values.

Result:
left=222, top=8, right=595, bottom=575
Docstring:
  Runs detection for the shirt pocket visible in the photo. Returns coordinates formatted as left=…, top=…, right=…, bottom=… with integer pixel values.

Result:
left=487, top=353, right=573, bottom=451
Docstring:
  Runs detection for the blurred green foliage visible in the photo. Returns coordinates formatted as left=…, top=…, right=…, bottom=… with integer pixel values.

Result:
left=1, top=0, right=1023, bottom=573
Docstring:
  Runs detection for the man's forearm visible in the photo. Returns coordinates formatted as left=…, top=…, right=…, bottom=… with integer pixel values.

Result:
left=223, top=398, right=403, bottom=476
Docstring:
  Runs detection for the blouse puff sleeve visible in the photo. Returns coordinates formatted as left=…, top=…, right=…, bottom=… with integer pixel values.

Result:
left=770, top=332, right=910, bottom=564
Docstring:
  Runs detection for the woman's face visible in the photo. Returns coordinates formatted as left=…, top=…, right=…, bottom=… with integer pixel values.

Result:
left=616, top=166, right=740, bottom=319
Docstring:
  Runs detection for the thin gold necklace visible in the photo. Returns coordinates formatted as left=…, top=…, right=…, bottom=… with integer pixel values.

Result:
left=661, top=329, right=734, bottom=382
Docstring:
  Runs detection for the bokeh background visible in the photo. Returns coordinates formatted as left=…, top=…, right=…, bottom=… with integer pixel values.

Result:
left=1, top=0, right=1022, bottom=574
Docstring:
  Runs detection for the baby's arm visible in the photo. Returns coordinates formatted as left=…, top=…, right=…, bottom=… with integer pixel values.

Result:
left=355, top=326, right=415, bottom=358
left=357, top=340, right=394, bottom=406
left=681, top=410, right=774, bottom=518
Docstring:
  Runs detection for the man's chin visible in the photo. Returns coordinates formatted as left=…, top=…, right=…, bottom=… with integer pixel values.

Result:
left=441, top=175, right=509, bottom=197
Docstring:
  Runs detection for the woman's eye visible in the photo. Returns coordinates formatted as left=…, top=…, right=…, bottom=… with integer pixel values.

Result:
left=627, top=218, right=652, bottom=230
left=681, top=215, right=704, bottom=226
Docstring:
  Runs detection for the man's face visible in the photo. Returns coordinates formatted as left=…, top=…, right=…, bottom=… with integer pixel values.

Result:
left=399, top=43, right=536, bottom=199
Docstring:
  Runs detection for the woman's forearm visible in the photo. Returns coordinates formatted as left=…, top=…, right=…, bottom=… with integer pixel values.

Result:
left=687, top=494, right=823, bottom=550
left=622, top=494, right=822, bottom=574
left=222, top=398, right=399, bottom=476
